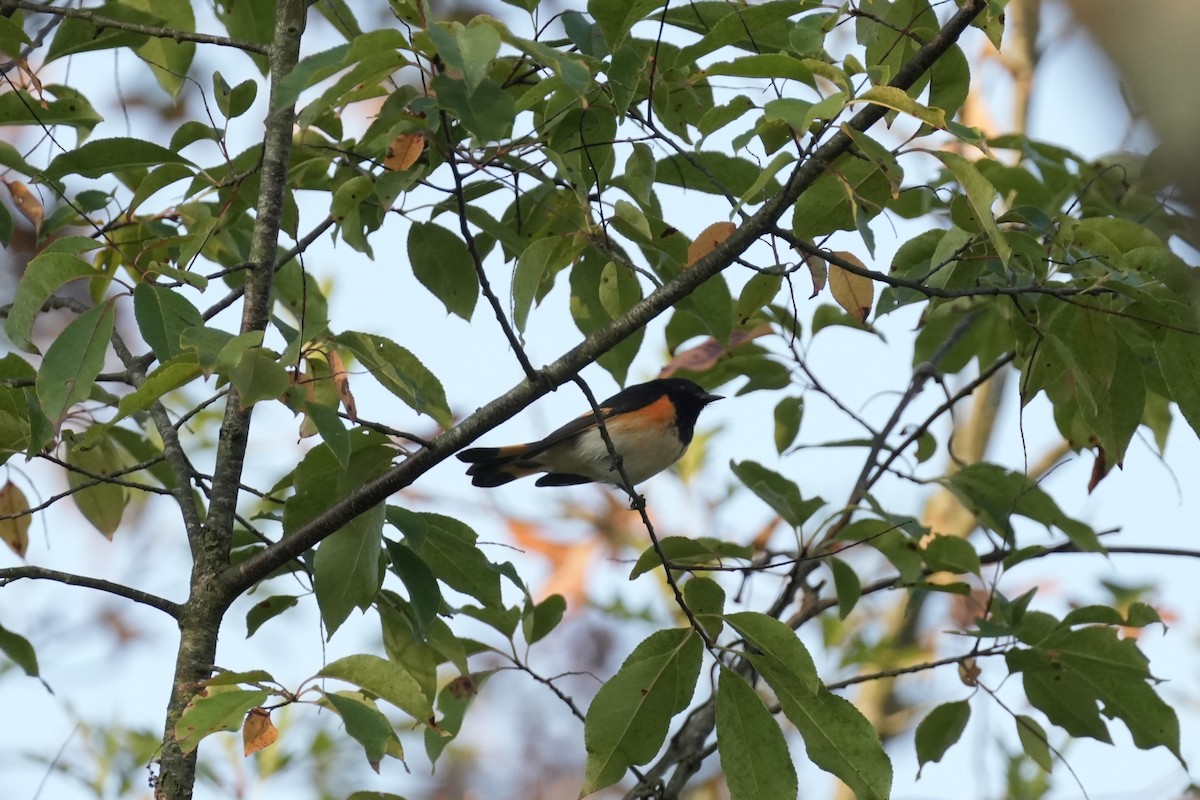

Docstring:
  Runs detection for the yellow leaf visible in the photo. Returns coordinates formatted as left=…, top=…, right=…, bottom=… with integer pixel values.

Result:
left=384, top=133, right=424, bottom=171
left=0, top=481, right=31, bottom=558
left=828, top=252, right=874, bottom=322
left=242, top=707, right=279, bottom=756
left=686, top=221, right=737, bottom=267
left=4, top=179, right=44, bottom=232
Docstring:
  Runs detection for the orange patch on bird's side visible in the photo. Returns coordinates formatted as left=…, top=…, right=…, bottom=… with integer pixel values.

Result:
left=608, top=395, right=676, bottom=431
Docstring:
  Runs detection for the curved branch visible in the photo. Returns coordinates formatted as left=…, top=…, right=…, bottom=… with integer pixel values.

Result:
left=0, top=566, right=179, bottom=617
left=0, top=0, right=269, bottom=54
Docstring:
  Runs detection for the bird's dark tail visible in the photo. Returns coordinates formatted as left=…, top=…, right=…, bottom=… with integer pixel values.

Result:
left=456, top=445, right=538, bottom=487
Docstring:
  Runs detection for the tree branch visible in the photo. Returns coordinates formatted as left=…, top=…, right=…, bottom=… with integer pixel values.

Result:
left=0, top=566, right=179, bottom=616
left=0, top=0, right=269, bottom=54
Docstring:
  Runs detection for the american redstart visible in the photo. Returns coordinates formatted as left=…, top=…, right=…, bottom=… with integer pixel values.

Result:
left=457, top=378, right=722, bottom=487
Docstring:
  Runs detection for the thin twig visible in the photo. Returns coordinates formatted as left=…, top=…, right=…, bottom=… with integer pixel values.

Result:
left=0, top=566, right=179, bottom=616
left=0, top=0, right=268, bottom=54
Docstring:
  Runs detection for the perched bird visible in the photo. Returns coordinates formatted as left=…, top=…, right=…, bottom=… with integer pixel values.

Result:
left=457, top=378, right=722, bottom=488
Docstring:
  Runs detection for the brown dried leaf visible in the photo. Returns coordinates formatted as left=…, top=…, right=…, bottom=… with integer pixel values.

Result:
left=659, top=324, right=773, bottom=377
left=828, top=252, right=874, bottom=322
left=0, top=481, right=31, bottom=558
left=806, top=256, right=827, bottom=298
left=1087, top=447, right=1109, bottom=494
left=242, top=707, right=279, bottom=756
left=16, top=58, right=44, bottom=97
left=384, top=133, right=424, bottom=171
left=327, top=348, right=357, bottom=421
left=686, top=221, right=737, bottom=267
left=446, top=674, right=477, bottom=699
left=958, top=657, right=980, bottom=687
left=4, top=179, right=44, bottom=232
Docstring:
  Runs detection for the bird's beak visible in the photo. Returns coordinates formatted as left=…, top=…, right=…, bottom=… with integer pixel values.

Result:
left=702, top=392, right=723, bottom=404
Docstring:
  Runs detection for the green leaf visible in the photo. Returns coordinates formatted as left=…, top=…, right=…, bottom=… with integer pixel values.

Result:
left=214, top=0, right=273, bottom=71
left=65, top=431, right=129, bottom=539
left=80, top=356, right=201, bottom=446
left=569, top=248, right=645, bottom=385
left=589, top=0, right=664, bottom=51
left=429, top=21, right=501, bottom=91
left=0, top=621, right=39, bottom=677
left=512, top=236, right=580, bottom=332
left=0, top=85, right=103, bottom=136
left=656, top=152, right=782, bottom=198
left=915, top=700, right=971, bottom=775
left=334, top=332, right=452, bottom=428
left=406, top=221, right=478, bottom=321
left=793, top=154, right=890, bottom=241
left=316, top=654, right=435, bottom=725
left=772, top=683, right=893, bottom=800
left=922, top=535, right=981, bottom=576
left=5, top=253, right=98, bottom=353
left=245, top=595, right=300, bottom=638
left=378, top=601, right=437, bottom=702
left=175, top=686, right=269, bottom=754
left=934, top=151, right=1011, bottom=266
left=730, top=460, right=823, bottom=528
left=942, top=463, right=1102, bottom=551
left=387, top=508, right=502, bottom=607
left=828, top=557, right=861, bottom=619
left=1008, top=626, right=1182, bottom=761
left=323, top=691, right=402, bottom=772
left=716, top=666, right=798, bottom=800
left=45, top=137, right=192, bottom=179
left=725, top=611, right=820, bottom=695
left=772, top=395, right=803, bottom=454
left=45, top=3, right=154, bottom=60
left=126, top=0, right=196, bottom=96
left=582, top=628, right=703, bottom=795
left=384, top=539, right=443, bottom=641
left=425, top=672, right=490, bottom=766
left=314, top=499, right=385, bottom=637
left=852, top=85, right=946, bottom=128
left=523, top=593, right=567, bottom=644
left=1155, top=323, right=1200, bottom=440
left=1016, top=714, right=1053, bottom=772
left=36, top=301, right=115, bottom=433
left=133, top=283, right=203, bottom=362
left=629, top=536, right=752, bottom=578
left=683, top=577, right=724, bottom=639
left=430, top=74, right=514, bottom=141
left=304, top=402, right=350, bottom=468
left=227, top=348, right=289, bottom=409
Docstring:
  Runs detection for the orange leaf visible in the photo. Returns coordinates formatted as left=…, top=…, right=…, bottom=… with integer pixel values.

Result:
left=686, top=221, right=737, bottom=267
left=384, top=133, right=424, bottom=171
left=4, top=179, right=44, bottom=232
left=828, top=252, right=874, bottom=322
left=242, top=707, right=279, bottom=756
left=0, top=481, right=30, bottom=558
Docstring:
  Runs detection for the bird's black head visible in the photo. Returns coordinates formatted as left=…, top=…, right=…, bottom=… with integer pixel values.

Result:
left=657, top=378, right=722, bottom=443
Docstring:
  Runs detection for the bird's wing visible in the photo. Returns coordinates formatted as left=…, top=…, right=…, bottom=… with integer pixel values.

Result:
left=519, top=405, right=619, bottom=460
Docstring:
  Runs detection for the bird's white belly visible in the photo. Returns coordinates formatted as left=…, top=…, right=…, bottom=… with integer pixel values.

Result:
left=555, top=425, right=686, bottom=485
